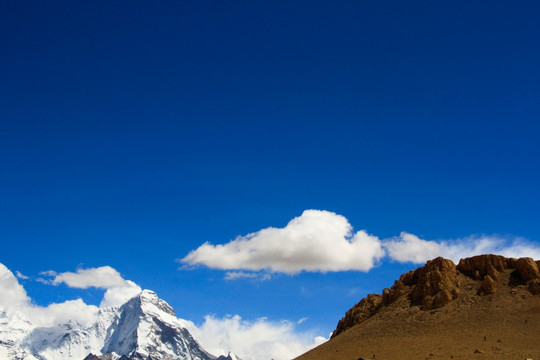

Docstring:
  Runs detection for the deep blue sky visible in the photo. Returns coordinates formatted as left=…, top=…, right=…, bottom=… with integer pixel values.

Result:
left=1, top=0, right=540, bottom=340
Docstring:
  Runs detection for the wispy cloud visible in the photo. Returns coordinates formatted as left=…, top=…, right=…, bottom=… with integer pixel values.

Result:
left=181, top=210, right=385, bottom=275
left=15, top=270, right=29, bottom=280
left=383, top=232, right=540, bottom=264
left=224, top=271, right=271, bottom=281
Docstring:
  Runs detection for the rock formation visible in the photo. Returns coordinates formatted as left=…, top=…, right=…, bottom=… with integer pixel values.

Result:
left=331, top=255, right=540, bottom=338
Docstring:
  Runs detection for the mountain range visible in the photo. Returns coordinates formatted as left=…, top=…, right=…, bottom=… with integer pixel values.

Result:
left=0, top=289, right=237, bottom=360
left=4, top=254, right=540, bottom=360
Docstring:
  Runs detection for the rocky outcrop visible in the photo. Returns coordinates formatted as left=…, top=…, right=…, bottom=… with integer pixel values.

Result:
left=456, top=254, right=509, bottom=280
left=457, top=255, right=540, bottom=288
left=409, top=257, right=460, bottom=310
left=333, top=294, right=382, bottom=337
left=331, top=255, right=540, bottom=339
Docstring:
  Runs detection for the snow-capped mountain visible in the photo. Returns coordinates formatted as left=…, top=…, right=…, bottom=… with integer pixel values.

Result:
left=0, top=290, right=218, bottom=360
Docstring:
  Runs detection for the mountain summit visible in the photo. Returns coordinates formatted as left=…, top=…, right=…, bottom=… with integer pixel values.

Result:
left=0, top=290, right=217, bottom=360
left=296, top=255, right=540, bottom=360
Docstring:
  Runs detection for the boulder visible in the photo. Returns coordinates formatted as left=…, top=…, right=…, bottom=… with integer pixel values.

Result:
left=516, top=258, right=540, bottom=281
left=480, top=275, right=496, bottom=295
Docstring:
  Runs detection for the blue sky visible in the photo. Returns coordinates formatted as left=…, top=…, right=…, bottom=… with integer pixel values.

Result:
left=1, top=1, right=540, bottom=358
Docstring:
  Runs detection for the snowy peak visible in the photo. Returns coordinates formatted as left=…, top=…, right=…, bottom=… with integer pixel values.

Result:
left=138, top=289, right=176, bottom=317
left=1, top=290, right=216, bottom=360
left=103, top=290, right=214, bottom=360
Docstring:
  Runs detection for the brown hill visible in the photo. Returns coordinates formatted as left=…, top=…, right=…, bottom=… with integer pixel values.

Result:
left=295, top=255, right=540, bottom=360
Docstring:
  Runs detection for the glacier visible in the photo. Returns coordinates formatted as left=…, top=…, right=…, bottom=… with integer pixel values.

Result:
left=0, top=290, right=225, bottom=360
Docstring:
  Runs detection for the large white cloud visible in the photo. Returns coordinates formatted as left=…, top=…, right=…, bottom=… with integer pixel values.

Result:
left=181, top=210, right=386, bottom=274
left=383, top=232, right=540, bottom=264
left=181, top=315, right=327, bottom=360
left=181, top=210, right=540, bottom=276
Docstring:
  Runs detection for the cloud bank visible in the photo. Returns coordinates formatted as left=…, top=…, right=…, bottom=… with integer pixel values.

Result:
left=0, top=263, right=98, bottom=327
left=180, top=209, right=540, bottom=277
left=181, top=210, right=385, bottom=274
left=181, top=315, right=327, bottom=360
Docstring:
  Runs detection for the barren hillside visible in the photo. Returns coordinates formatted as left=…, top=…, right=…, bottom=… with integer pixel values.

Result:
left=295, top=255, right=540, bottom=360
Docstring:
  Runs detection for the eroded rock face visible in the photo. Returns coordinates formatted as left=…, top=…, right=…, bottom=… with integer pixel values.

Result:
left=456, top=254, right=508, bottom=280
left=332, top=294, right=382, bottom=338
left=381, top=257, right=460, bottom=310
left=332, top=255, right=540, bottom=339
left=410, top=257, right=459, bottom=310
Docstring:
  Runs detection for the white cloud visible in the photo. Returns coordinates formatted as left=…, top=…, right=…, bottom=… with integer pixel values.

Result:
left=0, top=263, right=99, bottom=327
left=0, top=263, right=142, bottom=327
left=384, top=232, right=540, bottom=264
left=40, top=270, right=57, bottom=277
left=47, top=266, right=142, bottom=307
left=224, top=271, right=271, bottom=281
left=36, top=277, right=53, bottom=285
left=0, top=263, right=30, bottom=308
left=100, top=280, right=142, bottom=308
left=15, top=271, right=29, bottom=280
left=24, top=299, right=100, bottom=328
left=52, top=266, right=130, bottom=288
left=181, top=210, right=386, bottom=274
left=181, top=209, right=540, bottom=274
left=181, top=315, right=327, bottom=360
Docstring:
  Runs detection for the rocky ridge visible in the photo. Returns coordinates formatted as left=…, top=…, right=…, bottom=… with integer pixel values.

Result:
left=332, top=254, right=540, bottom=338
